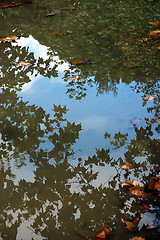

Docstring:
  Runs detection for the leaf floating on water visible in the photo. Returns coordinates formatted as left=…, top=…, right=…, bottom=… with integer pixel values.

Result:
left=68, top=57, right=95, bottom=65
left=133, top=237, right=145, bottom=240
left=121, top=162, right=133, bottom=170
left=0, top=36, right=19, bottom=43
left=61, top=7, right=75, bottom=10
left=148, top=30, right=160, bottom=39
left=96, top=222, right=111, bottom=239
left=121, top=180, right=144, bottom=188
left=45, top=12, right=55, bottom=17
left=149, top=21, right=160, bottom=26
left=145, top=95, right=156, bottom=100
left=69, top=76, right=82, bottom=80
left=18, top=61, right=31, bottom=66
left=124, top=221, right=137, bottom=231
left=0, top=2, right=23, bottom=8
left=129, top=189, right=149, bottom=198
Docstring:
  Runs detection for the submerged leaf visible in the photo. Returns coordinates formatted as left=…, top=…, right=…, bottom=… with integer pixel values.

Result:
left=124, top=221, right=137, bottom=231
left=121, top=180, right=144, bottom=188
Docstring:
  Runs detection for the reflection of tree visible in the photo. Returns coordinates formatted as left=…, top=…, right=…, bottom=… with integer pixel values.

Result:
left=0, top=91, right=159, bottom=239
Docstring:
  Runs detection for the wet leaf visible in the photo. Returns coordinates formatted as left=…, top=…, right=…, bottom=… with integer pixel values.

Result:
left=121, top=162, right=133, bottom=170
left=0, top=36, right=19, bottom=43
left=121, top=180, right=144, bottom=188
left=133, top=237, right=145, bottom=240
left=149, top=21, right=160, bottom=26
left=18, top=61, right=31, bottom=66
left=131, top=119, right=142, bottom=124
left=156, top=147, right=160, bottom=151
left=61, top=7, right=75, bottom=10
left=0, top=2, right=23, bottom=8
left=45, top=12, right=55, bottom=17
left=68, top=57, right=95, bottom=65
left=148, top=30, right=160, bottom=39
left=145, top=95, right=156, bottom=100
left=129, top=189, right=149, bottom=198
left=124, top=221, right=137, bottom=231
left=69, top=76, right=82, bottom=80
left=96, top=222, right=111, bottom=239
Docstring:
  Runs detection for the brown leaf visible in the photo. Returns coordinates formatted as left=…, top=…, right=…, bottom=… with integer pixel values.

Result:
left=68, top=57, right=94, bottom=65
left=18, top=61, right=31, bottom=66
left=121, top=162, right=133, bottom=170
left=148, top=30, right=160, bottom=39
left=149, top=21, right=160, bottom=26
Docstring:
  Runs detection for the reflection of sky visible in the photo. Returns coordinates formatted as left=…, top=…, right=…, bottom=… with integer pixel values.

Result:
left=15, top=36, right=151, bottom=184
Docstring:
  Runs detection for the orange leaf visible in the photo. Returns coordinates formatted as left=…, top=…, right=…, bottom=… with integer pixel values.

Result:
left=129, top=189, right=149, bottom=198
left=133, top=237, right=145, bottom=240
left=148, top=30, right=160, bottom=39
left=149, top=21, right=160, bottom=26
left=0, top=36, right=19, bottom=43
left=18, top=61, right=31, bottom=66
left=121, top=162, right=133, bottom=170
left=121, top=180, right=144, bottom=188
left=124, top=221, right=137, bottom=231
left=96, top=231, right=107, bottom=239
left=145, top=95, right=156, bottom=100
left=45, top=12, right=55, bottom=17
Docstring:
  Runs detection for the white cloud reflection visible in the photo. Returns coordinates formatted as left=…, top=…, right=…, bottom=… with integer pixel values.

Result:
left=15, top=35, right=69, bottom=93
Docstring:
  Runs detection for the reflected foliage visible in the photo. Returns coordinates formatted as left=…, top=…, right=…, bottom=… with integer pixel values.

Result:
left=0, top=0, right=160, bottom=239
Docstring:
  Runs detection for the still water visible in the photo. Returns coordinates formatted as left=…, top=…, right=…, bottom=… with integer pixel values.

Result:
left=0, top=0, right=159, bottom=239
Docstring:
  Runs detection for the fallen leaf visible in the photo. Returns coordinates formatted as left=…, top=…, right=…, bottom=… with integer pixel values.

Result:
left=96, top=222, right=111, bottom=239
left=131, top=119, right=142, bottom=124
left=0, top=2, right=23, bottom=8
left=148, top=30, right=160, bottom=39
left=129, top=189, right=149, bottom=198
left=121, top=180, right=144, bottom=188
left=45, top=12, right=55, bottom=17
left=69, top=76, right=82, bottom=80
left=156, top=147, right=160, bottom=151
left=61, top=7, right=75, bottom=10
left=121, top=162, right=133, bottom=170
left=124, top=221, right=137, bottom=231
left=133, top=237, right=145, bottom=240
left=149, top=21, right=160, bottom=26
left=0, top=36, right=19, bottom=43
left=18, top=61, right=31, bottom=66
left=145, top=95, right=156, bottom=100
left=68, top=57, right=94, bottom=65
